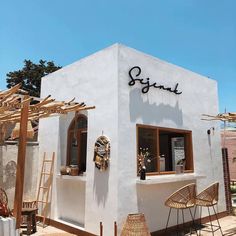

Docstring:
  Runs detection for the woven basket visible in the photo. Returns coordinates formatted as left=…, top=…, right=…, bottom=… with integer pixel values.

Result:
left=120, top=213, right=151, bottom=236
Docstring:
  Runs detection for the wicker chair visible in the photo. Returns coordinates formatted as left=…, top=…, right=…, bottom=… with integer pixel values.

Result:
left=194, top=182, right=223, bottom=235
left=165, top=183, right=197, bottom=235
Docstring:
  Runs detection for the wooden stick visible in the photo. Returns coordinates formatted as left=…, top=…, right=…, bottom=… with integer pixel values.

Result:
left=0, top=83, right=21, bottom=97
left=13, top=97, right=30, bottom=229
left=100, top=222, right=103, bottom=236
left=114, top=221, right=117, bottom=236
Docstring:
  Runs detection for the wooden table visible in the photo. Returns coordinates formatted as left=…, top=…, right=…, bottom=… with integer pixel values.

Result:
left=21, top=207, right=37, bottom=235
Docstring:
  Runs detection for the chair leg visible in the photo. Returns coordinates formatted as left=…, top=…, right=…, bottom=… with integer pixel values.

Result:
left=207, top=206, right=214, bottom=235
left=177, top=209, right=179, bottom=236
left=189, top=208, right=198, bottom=236
left=165, top=208, right=172, bottom=234
left=181, top=209, right=185, bottom=232
left=193, top=205, right=197, bottom=222
left=26, top=214, right=31, bottom=235
left=32, top=212, right=37, bottom=233
left=212, top=205, right=223, bottom=235
left=199, top=206, right=202, bottom=236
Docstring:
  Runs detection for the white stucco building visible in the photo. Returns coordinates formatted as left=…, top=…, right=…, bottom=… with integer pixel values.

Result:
left=38, top=44, right=226, bottom=235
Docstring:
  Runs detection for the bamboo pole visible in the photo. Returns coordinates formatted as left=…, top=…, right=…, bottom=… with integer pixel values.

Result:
left=13, top=97, right=30, bottom=229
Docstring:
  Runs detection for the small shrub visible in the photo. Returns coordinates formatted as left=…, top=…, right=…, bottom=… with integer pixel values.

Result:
left=230, top=185, right=236, bottom=194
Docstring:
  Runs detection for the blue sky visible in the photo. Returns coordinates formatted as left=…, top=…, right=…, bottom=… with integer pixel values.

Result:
left=0, top=0, right=235, bottom=112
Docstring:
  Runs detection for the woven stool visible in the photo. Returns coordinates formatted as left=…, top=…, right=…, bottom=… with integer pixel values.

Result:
left=21, top=201, right=38, bottom=235
left=194, top=182, right=223, bottom=235
left=120, top=213, right=151, bottom=236
left=165, top=183, right=197, bottom=235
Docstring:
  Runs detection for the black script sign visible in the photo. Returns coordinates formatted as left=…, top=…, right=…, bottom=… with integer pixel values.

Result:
left=128, top=66, right=182, bottom=95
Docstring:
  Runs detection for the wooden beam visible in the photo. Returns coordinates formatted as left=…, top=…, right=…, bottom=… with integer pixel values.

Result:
left=13, top=97, right=30, bottom=229
left=0, top=83, right=21, bottom=97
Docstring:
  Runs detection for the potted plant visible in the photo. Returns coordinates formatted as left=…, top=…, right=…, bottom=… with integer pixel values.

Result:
left=137, top=148, right=159, bottom=180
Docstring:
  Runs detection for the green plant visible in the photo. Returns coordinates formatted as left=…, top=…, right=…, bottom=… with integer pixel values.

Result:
left=230, top=185, right=236, bottom=194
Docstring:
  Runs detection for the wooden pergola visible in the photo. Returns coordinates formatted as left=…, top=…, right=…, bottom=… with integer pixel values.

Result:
left=0, top=84, right=95, bottom=228
left=202, top=113, right=236, bottom=122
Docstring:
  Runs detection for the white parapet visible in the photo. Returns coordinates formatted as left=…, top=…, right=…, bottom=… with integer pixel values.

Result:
left=0, top=217, right=19, bottom=236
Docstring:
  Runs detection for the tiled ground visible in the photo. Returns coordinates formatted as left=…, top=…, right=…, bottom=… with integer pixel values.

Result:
left=163, top=215, right=236, bottom=236
left=20, top=215, right=236, bottom=236
left=199, top=215, right=236, bottom=236
left=21, top=225, right=76, bottom=236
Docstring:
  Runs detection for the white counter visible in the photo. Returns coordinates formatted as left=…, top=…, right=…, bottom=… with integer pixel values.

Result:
left=136, top=173, right=206, bottom=185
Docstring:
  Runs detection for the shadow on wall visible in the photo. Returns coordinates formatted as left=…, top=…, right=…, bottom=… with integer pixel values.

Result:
left=129, top=89, right=183, bottom=126
left=3, top=160, right=17, bottom=190
left=23, top=149, right=35, bottom=196
left=93, top=167, right=109, bottom=207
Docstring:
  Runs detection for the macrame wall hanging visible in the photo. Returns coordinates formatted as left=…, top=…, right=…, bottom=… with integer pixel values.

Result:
left=93, top=135, right=110, bottom=171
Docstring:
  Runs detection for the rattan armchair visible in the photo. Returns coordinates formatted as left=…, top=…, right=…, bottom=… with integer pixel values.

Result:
left=164, top=183, right=197, bottom=235
left=194, top=182, right=223, bottom=235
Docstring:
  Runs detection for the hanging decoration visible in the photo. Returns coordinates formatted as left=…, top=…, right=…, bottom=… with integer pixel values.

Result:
left=93, top=135, right=110, bottom=171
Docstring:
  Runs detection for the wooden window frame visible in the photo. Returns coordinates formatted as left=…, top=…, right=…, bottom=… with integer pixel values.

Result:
left=66, top=114, right=87, bottom=171
left=137, top=124, right=194, bottom=176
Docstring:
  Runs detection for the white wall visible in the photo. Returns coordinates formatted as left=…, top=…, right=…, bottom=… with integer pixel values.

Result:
left=38, top=44, right=226, bottom=235
left=0, top=143, right=39, bottom=210
left=117, top=44, right=225, bottom=232
left=39, top=44, right=119, bottom=235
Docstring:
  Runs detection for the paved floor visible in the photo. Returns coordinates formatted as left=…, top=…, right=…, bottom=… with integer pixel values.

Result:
left=201, top=215, right=236, bottom=236
left=165, top=215, right=236, bottom=236
left=20, top=215, right=236, bottom=235
left=21, top=225, right=76, bottom=236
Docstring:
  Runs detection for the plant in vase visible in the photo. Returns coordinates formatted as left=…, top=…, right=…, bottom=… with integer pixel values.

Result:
left=176, top=158, right=186, bottom=174
left=137, top=148, right=152, bottom=180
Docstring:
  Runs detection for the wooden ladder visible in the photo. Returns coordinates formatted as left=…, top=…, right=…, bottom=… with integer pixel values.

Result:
left=36, top=152, right=55, bottom=227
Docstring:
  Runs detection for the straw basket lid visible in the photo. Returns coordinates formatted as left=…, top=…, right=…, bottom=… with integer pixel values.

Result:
left=120, top=213, right=151, bottom=236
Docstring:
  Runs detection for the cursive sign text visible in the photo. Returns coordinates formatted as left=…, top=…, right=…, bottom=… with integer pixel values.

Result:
left=128, top=66, right=182, bottom=95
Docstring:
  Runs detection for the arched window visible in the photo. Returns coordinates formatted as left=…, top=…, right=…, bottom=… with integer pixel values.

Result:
left=67, top=114, right=87, bottom=172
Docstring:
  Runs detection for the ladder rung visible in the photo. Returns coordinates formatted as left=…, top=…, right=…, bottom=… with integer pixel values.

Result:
left=44, top=160, right=52, bottom=163
left=39, top=186, right=49, bottom=189
left=37, top=200, right=47, bottom=204
left=41, top=172, right=51, bottom=175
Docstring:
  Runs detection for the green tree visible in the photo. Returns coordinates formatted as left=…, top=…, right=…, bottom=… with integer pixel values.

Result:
left=6, top=60, right=62, bottom=97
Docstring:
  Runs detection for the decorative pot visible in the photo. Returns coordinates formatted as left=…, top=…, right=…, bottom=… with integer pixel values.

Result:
left=121, top=213, right=151, bottom=236
left=176, top=164, right=184, bottom=174
left=60, top=166, right=68, bottom=175
left=70, top=165, right=79, bottom=176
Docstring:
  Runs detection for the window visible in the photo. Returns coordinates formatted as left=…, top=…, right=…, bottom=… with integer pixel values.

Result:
left=137, top=125, right=193, bottom=175
left=67, top=114, right=87, bottom=172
